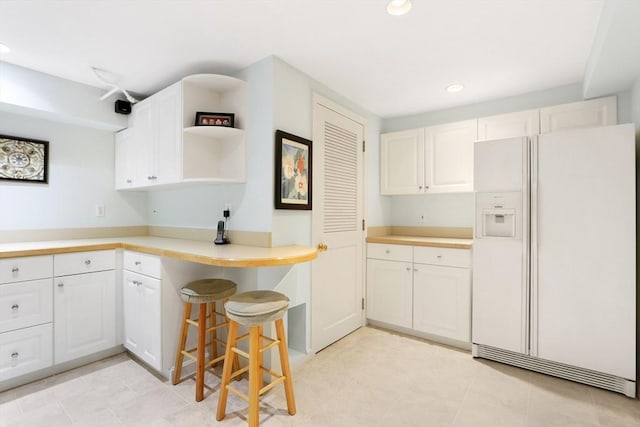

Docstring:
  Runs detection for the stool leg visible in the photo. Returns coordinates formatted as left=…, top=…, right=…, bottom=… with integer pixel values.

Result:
left=172, top=302, right=192, bottom=385
left=248, top=325, right=261, bottom=427
left=210, top=302, right=217, bottom=363
left=257, top=325, right=264, bottom=389
left=216, top=320, right=238, bottom=421
left=196, top=303, right=207, bottom=402
left=275, top=318, right=296, bottom=415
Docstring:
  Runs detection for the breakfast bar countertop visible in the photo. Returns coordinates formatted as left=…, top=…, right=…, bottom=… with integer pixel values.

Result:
left=0, top=236, right=318, bottom=267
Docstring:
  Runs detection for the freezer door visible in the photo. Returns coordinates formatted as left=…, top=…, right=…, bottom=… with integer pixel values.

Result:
left=472, top=238, right=528, bottom=353
left=474, top=137, right=528, bottom=192
left=532, top=124, right=636, bottom=380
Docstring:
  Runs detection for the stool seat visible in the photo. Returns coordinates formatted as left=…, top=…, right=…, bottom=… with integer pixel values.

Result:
left=225, top=290, right=289, bottom=326
left=180, top=278, right=237, bottom=303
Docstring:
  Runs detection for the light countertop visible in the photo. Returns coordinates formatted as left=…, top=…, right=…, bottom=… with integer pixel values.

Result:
left=0, top=236, right=318, bottom=267
left=366, top=235, right=473, bottom=249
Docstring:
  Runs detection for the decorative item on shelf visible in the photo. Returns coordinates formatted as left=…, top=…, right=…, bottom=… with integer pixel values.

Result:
left=194, top=112, right=234, bottom=127
left=0, top=134, right=49, bottom=184
left=274, top=130, right=312, bottom=210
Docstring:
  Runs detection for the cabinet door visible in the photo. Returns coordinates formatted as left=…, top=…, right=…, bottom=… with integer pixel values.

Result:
left=123, top=271, right=161, bottom=371
left=130, top=99, right=155, bottom=185
left=413, top=264, right=470, bottom=342
left=424, top=120, right=476, bottom=193
left=54, top=271, right=116, bottom=363
left=539, top=96, right=616, bottom=133
left=477, top=109, right=539, bottom=141
left=366, top=259, right=413, bottom=328
left=380, top=129, right=424, bottom=195
left=153, top=82, right=182, bottom=185
left=115, top=129, right=135, bottom=189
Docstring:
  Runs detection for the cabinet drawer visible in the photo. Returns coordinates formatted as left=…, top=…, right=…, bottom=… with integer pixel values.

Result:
left=367, top=243, right=412, bottom=262
left=123, top=251, right=161, bottom=279
left=0, top=279, right=53, bottom=333
left=54, top=250, right=115, bottom=277
left=0, top=256, right=53, bottom=284
left=413, top=246, right=471, bottom=268
left=0, top=323, right=53, bottom=381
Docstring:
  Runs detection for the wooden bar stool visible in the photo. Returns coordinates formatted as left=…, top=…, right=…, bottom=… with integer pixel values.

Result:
left=216, top=290, right=296, bottom=427
left=172, top=278, right=237, bottom=402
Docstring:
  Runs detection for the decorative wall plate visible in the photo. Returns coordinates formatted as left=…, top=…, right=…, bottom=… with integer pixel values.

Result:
left=0, top=135, right=49, bottom=183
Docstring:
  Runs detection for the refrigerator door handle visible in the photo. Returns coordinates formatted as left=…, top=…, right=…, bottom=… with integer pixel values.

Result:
left=529, top=136, right=539, bottom=357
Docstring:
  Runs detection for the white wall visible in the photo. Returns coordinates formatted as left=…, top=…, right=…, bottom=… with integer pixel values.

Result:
left=0, top=61, right=127, bottom=131
left=0, top=111, right=147, bottom=230
left=381, top=84, right=633, bottom=228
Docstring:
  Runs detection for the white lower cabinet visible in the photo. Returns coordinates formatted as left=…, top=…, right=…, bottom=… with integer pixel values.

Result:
left=366, top=259, right=413, bottom=328
left=54, top=269, right=116, bottom=364
left=123, top=270, right=161, bottom=371
left=0, top=256, right=54, bottom=382
left=413, top=264, right=471, bottom=342
left=366, top=243, right=472, bottom=346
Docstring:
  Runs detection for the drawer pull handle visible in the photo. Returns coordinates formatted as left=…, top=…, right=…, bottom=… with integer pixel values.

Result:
left=437, top=255, right=442, bottom=259
left=85, top=259, right=91, bottom=265
left=135, top=261, right=141, bottom=266
left=11, top=352, right=18, bottom=359
left=58, top=283, right=64, bottom=288
left=11, top=267, right=19, bottom=273
left=11, top=304, right=19, bottom=310
left=133, top=280, right=142, bottom=286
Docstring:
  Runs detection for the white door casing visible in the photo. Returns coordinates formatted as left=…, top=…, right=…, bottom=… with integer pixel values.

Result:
left=311, top=94, right=365, bottom=352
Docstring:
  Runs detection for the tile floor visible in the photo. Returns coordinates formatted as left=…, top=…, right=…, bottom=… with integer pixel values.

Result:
left=0, top=326, right=638, bottom=426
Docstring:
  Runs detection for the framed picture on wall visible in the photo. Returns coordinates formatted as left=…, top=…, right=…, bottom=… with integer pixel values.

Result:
left=274, top=130, right=312, bottom=210
left=0, top=134, right=49, bottom=184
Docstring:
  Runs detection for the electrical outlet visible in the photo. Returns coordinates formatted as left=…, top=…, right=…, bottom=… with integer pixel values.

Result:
left=95, top=204, right=105, bottom=217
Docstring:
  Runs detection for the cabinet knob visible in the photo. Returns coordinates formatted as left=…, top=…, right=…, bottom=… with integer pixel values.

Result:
left=414, top=268, right=418, bottom=272
left=385, top=249, right=391, bottom=254
left=11, top=267, right=19, bottom=273
left=126, top=179, right=132, bottom=184
left=418, top=186, right=423, bottom=190
left=11, top=352, right=19, bottom=359
left=425, top=186, right=429, bottom=189
left=437, top=255, right=442, bottom=259
left=11, top=304, right=19, bottom=311
left=134, top=261, right=141, bottom=266
left=406, top=267, right=411, bottom=271
left=58, top=282, right=64, bottom=288
left=85, top=259, right=92, bottom=265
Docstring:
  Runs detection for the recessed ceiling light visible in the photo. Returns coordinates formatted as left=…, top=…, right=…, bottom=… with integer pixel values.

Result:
left=0, top=43, right=10, bottom=53
left=387, top=0, right=412, bottom=16
left=446, top=83, right=464, bottom=93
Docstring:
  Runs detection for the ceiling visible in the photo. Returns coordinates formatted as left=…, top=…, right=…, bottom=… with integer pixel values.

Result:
left=0, top=0, right=626, bottom=119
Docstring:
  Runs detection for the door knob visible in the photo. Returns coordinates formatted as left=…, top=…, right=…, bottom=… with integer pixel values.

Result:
left=317, top=243, right=328, bottom=252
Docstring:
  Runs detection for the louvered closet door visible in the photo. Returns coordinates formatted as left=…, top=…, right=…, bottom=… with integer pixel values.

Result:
left=311, top=95, right=365, bottom=352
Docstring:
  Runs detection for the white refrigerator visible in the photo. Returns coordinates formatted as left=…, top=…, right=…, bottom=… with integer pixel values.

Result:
left=472, top=124, right=636, bottom=397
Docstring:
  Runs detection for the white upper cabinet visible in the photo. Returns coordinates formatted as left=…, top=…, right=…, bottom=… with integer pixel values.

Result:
left=424, top=119, right=476, bottom=193
left=115, top=74, right=246, bottom=190
left=477, top=109, right=540, bottom=141
left=539, top=96, right=617, bottom=133
left=380, top=120, right=477, bottom=195
left=380, top=129, right=424, bottom=195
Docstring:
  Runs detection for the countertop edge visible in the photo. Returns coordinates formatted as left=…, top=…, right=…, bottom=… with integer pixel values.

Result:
left=366, top=236, right=473, bottom=249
